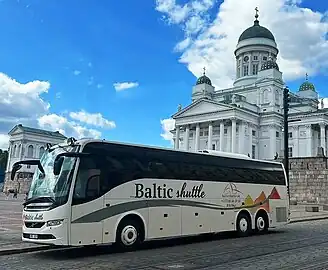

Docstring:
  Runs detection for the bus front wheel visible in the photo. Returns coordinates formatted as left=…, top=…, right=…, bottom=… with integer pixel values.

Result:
left=236, top=212, right=252, bottom=237
left=115, top=219, right=142, bottom=250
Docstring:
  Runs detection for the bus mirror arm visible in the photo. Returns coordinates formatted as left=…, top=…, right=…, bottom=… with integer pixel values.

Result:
left=53, top=152, right=93, bottom=176
left=54, top=152, right=92, bottom=161
left=11, top=160, right=45, bottom=180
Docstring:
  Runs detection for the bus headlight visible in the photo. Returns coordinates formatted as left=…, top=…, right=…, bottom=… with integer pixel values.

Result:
left=46, top=219, right=64, bottom=227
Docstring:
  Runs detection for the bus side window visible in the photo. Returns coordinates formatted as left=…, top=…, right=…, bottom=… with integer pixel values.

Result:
left=86, top=175, right=100, bottom=199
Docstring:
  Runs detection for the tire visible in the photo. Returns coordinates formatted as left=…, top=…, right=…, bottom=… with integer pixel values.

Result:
left=255, top=212, right=269, bottom=234
left=115, top=219, right=142, bottom=250
left=236, top=212, right=252, bottom=237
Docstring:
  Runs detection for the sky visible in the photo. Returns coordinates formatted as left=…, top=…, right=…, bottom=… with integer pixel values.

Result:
left=0, top=0, right=327, bottom=150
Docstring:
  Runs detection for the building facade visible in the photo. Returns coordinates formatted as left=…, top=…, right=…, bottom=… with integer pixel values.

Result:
left=171, top=11, right=326, bottom=160
left=3, top=124, right=66, bottom=193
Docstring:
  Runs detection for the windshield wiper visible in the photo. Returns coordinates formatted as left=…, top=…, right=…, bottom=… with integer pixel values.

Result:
left=11, top=160, right=45, bottom=180
left=23, top=196, right=56, bottom=206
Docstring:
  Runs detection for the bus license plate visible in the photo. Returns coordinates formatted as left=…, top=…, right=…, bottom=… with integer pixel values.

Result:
left=30, top=234, right=38, bottom=239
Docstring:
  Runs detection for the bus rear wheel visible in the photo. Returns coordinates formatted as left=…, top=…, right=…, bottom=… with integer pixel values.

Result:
left=255, top=211, right=269, bottom=234
left=116, top=219, right=142, bottom=250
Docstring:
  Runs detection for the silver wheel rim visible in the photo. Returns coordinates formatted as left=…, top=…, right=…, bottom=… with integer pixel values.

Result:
left=121, top=225, right=138, bottom=246
left=239, top=217, right=248, bottom=232
left=257, top=216, right=265, bottom=231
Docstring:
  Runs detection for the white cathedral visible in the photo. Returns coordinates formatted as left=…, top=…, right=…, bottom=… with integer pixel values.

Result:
left=171, top=10, right=326, bottom=160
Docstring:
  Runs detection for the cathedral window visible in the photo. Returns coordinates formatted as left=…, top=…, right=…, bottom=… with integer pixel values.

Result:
left=288, top=147, right=293, bottom=157
left=253, top=55, right=258, bottom=60
left=263, top=90, right=269, bottom=103
left=263, top=56, right=267, bottom=61
left=275, top=90, right=279, bottom=104
left=252, top=64, right=258, bottom=75
left=243, top=65, right=249, bottom=76
left=27, top=145, right=34, bottom=158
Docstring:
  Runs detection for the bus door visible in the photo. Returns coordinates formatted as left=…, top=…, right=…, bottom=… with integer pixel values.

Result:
left=70, top=160, right=104, bottom=246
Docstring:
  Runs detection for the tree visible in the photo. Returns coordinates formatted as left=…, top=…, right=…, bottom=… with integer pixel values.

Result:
left=0, top=149, right=8, bottom=171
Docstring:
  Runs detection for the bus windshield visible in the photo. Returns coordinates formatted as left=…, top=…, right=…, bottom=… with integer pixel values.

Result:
left=27, top=145, right=78, bottom=205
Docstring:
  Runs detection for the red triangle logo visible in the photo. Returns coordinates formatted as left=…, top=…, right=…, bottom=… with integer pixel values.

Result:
left=270, top=187, right=281, bottom=199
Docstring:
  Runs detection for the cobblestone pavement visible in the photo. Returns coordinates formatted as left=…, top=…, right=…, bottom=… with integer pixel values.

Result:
left=0, top=194, right=23, bottom=247
left=0, top=219, right=328, bottom=270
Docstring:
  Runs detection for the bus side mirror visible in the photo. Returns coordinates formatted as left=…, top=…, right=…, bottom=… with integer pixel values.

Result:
left=11, top=164, right=22, bottom=180
left=53, top=157, right=64, bottom=176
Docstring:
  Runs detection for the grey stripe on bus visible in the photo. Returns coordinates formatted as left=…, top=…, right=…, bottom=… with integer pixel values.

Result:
left=71, top=196, right=272, bottom=224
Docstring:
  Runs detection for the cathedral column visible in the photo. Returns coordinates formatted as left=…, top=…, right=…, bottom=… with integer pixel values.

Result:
left=320, top=123, right=326, bottom=154
left=305, top=125, right=313, bottom=157
left=219, top=121, right=224, bottom=151
left=231, top=118, right=237, bottom=153
left=248, top=123, right=253, bottom=157
left=195, top=123, right=200, bottom=151
left=184, top=125, right=190, bottom=151
left=270, top=125, right=276, bottom=158
left=239, top=121, right=245, bottom=154
left=207, top=122, right=213, bottom=150
left=174, top=126, right=180, bottom=150
left=293, top=126, right=299, bottom=157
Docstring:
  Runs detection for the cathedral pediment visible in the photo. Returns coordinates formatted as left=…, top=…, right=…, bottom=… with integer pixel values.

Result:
left=172, top=99, right=234, bottom=119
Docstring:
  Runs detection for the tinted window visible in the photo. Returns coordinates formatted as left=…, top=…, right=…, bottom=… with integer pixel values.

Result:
left=80, top=142, right=286, bottom=195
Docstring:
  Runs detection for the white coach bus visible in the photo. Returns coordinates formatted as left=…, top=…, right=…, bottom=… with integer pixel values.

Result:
left=11, top=138, right=290, bottom=250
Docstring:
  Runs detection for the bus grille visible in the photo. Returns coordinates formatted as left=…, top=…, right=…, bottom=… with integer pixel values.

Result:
left=25, top=222, right=45, bottom=228
left=276, top=207, right=287, bottom=222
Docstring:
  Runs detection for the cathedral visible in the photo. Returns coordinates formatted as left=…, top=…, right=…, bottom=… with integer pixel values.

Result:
left=171, top=10, right=325, bottom=160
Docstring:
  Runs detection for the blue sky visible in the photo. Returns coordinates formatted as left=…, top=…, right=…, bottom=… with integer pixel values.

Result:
left=0, top=0, right=327, bottom=149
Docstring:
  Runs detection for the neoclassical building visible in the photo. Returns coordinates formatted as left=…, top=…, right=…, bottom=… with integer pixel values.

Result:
left=171, top=11, right=326, bottom=160
left=3, top=124, right=66, bottom=193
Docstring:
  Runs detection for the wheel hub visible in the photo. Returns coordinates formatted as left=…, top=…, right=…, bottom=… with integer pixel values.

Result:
left=239, top=217, right=248, bottom=232
left=257, top=216, right=265, bottom=230
left=121, top=225, right=138, bottom=246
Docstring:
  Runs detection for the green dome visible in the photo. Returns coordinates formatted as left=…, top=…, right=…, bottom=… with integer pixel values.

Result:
left=196, top=74, right=212, bottom=86
left=299, top=81, right=315, bottom=92
left=260, top=58, right=279, bottom=71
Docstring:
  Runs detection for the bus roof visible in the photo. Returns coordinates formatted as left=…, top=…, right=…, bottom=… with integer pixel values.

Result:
left=64, top=138, right=283, bottom=167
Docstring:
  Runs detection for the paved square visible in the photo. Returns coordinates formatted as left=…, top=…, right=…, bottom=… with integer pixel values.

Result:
left=0, top=193, right=24, bottom=233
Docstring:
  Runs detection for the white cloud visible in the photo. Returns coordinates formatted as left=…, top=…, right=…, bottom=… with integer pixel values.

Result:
left=0, top=72, right=116, bottom=143
left=160, top=118, right=175, bottom=145
left=0, top=72, right=50, bottom=133
left=97, top=84, right=103, bottom=89
left=38, top=114, right=102, bottom=139
left=69, top=110, right=116, bottom=129
left=113, top=82, right=139, bottom=91
left=0, top=134, right=9, bottom=150
left=73, top=70, right=81, bottom=76
left=155, top=0, right=328, bottom=89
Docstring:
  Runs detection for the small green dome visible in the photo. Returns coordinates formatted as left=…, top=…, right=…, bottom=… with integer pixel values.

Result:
left=299, top=81, right=315, bottom=92
left=196, top=75, right=212, bottom=86
left=260, top=58, right=279, bottom=71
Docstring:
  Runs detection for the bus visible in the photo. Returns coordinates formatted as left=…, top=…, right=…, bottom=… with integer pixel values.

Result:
left=12, top=138, right=290, bottom=250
